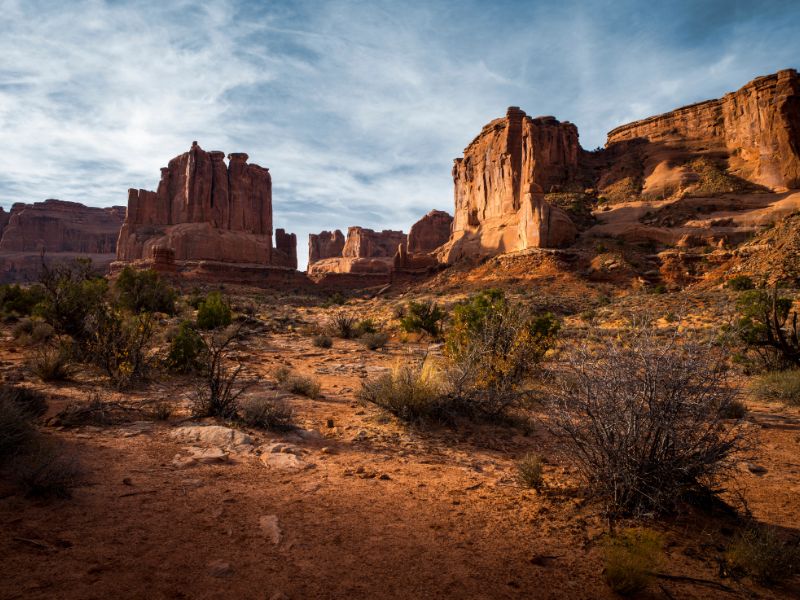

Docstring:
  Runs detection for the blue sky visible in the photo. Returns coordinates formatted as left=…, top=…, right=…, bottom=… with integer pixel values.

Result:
left=1, top=0, right=799, bottom=268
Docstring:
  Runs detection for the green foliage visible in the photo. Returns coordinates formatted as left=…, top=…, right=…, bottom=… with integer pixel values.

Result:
left=166, top=321, right=205, bottom=373
left=0, top=284, right=45, bottom=319
left=36, top=258, right=107, bottom=340
left=603, top=529, right=663, bottom=595
left=726, top=275, right=755, bottom=291
left=196, top=291, right=232, bottom=330
left=735, top=289, right=795, bottom=369
left=113, top=266, right=176, bottom=315
left=84, top=308, right=155, bottom=389
left=399, top=299, right=446, bottom=338
left=446, top=289, right=506, bottom=349
left=516, top=453, right=545, bottom=490
left=749, top=369, right=800, bottom=406
left=726, top=526, right=800, bottom=585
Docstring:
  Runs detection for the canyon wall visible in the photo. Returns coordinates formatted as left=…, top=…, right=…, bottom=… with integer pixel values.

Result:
left=307, top=227, right=407, bottom=275
left=116, top=142, right=296, bottom=274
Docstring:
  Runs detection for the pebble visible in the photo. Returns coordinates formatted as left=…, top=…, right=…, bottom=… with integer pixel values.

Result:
left=207, top=560, right=232, bottom=577
left=259, top=515, right=281, bottom=545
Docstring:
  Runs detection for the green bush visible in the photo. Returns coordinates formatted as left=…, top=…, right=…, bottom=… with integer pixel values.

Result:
left=749, top=369, right=800, bottom=406
left=36, top=258, right=107, bottom=341
left=84, top=308, right=155, bottom=389
left=113, top=266, right=176, bottom=315
left=356, top=318, right=377, bottom=335
left=726, top=526, right=800, bottom=585
left=399, top=300, right=446, bottom=338
left=726, top=275, right=755, bottom=291
left=603, top=529, right=663, bottom=595
left=734, top=288, right=795, bottom=369
left=196, top=292, right=232, bottom=330
left=0, top=283, right=45, bottom=319
left=166, top=321, right=206, bottom=373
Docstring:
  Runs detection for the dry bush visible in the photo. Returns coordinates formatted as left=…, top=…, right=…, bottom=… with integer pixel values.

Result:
left=0, top=394, right=35, bottom=461
left=312, top=334, right=333, bottom=348
left=359, top=361, right=448, bottom=422
left=749, top=369, right=800, bottom=406
left=516, top=453, right=545, bottom=490
left=0, top=385, right=47, bottom=419
left=272, top=365, right=320, bottom=398
left=53, top=395, right=142, bottom=427
left=361, top=331, right=389, bottom=350
left=726, top=525, right=800, bottom=585
left=240, top=396, right=294, bottom=430
left=11, top=442, right=83, bottom=499
left=329, top=312, right=357, bottom=339
left=84, top=309, right=156, bottom=389
left=192, top=326, right=247, bottom=419
left=603, top=528, right=663, bottom=595
left=548, top=321, right=748, bottom=517
left=29, top=342, right=74, bottom=382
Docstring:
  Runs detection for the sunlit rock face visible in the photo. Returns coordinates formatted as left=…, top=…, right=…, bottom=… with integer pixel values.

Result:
left=307, top=227, right=406, bottom=275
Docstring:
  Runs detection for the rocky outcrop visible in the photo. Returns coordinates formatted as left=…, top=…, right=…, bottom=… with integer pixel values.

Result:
left=603, top=68, right=800, bottom=195
left=116, top=142, right=296, bottom=276
left=307, top=227, right=407, bottom=275
left=308, top=230, right=345, bottom=264
left=407, top=210, right=452, bottom=253
left=439, top=107, right=579, bottom=263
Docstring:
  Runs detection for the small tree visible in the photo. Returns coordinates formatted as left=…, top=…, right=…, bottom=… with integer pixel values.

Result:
left=736, top=287, right=800, bottom=369
left=166, top=321, right=206, bottom=373
left=36, top=257, right=107, bottom=340
left=399, top=299, right=446, bottom=338
left=113, top=266, right=176, bottom=315
left=196, top=291, right=232, bottom=330
left=192, top=325, right=247, bottom=418
left=549, top=320, right=748, bottom=518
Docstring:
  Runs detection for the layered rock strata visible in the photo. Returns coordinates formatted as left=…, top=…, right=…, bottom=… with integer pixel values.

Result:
left=307, top=227, right=406, bottom=275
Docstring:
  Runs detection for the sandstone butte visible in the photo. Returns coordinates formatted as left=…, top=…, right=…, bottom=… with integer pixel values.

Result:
left=437, top=68, right=800, bottom=263
left=115, top=142, right=298, bottom=277
left=0, top=200, right=126, bottom=283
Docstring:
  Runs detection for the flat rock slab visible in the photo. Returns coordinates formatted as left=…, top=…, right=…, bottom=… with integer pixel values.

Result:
left=260, top=452, right=314, bottom=472
left=169, top=425, right=253, bottom=448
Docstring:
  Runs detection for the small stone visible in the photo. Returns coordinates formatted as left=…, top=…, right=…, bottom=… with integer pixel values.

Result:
left=379, top=474, right=391, bottom=481
left=190, top=448, right=229, bottom=464
left=326, top=418, right=335, bottom=428
left=207, top=560, right=232, bottom=577
left=259, top=515, right=281, bottom=545
left=746, top=463, right=768, bottom=475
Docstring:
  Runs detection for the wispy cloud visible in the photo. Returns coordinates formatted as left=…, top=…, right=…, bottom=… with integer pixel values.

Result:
left=1, top=0, right=799, bottom=267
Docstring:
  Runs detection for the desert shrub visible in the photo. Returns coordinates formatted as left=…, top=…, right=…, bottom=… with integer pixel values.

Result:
left=13, top=319, right=55, bottom=345
left=359, top=362, right=448, bottom=422
left=718, top=397, right=748, bottom=419
left=0, top=394, right=35, bottom=460
left=312, top=334, right=333, bottom=348
left=166, top=321, right=206, bottom=373
left=29, top=342, right=75, bottom=382
left=240, top=395, right=294, bottom=430
left=549, top=322, right=747, bottom=517
left=330, top=312, right=357, bottom=339
left=516, top=453, right=545, bottom=490
left=36, top=258, right=107, bottom=340
left=283, top=373, right=321, bottom=399
left=53, top=395, right=141, bottom=427
left=196, top=291, right=232, bottom=330
left=749, top=369, right=800, bottom=406
left=0, top=385, right=48, bottom=419
left=148, top=402, right=172, bottom=421
left=11, top=442, right=83, bottom=499
left=113, top=266, right=176, bottom=315
left=603, top=529, right=663, bottom=595
left=192, top=326, right=246, bottom=418
left=726, top=525, right=800, bottom=585
left=735, top=288, right=798, bottom=369
left=84, top=308, right=155, bottom=389
left=12, top=318, right=33, bottom=339
left=361, top=331, right=389, bottom=350
left=399, top=299, right=446, bottom=338
left=321, top=292, right=347, bottom=307
left=0, top=283, right=46, bottom=319
left=356, top=318, right=377, bottom=335
left=445, top=291, right=559, bottom=418
left=273, top=365, right=291, bottom=384
left=726, top=275, right=755, bottom=291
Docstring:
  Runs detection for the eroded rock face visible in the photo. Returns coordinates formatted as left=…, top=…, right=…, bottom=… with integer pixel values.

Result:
left=308, top=230, right=345, bottom=264
left=439, top=107, right=578, bottom=263
left=116, top=142, right=296, bottom=269
left=603, top=68, right=800, bottom=194
left=0, top=199, right=125, bottom=254
left=307, top=227, right=407, bottom=275
left=407, top=210, right=452, bottom=253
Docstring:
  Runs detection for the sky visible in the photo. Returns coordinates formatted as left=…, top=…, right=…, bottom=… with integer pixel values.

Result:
left=1, top=0, right=799, bottom=269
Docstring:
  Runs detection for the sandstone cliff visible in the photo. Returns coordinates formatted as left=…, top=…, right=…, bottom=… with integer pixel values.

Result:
left=308, top=230, right=346, bottom=264
left=439, top=107, right=578, bottom=263
left=407, top=210, right=452, bottom=254
left=116, top=142, right=296, bottom=270
left=307, top=227, right=407, bottom=275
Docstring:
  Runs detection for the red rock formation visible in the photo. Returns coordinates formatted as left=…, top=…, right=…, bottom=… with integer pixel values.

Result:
left=273, top=229, right=298, bottom=269
left=0, top=199, right=125, bottom=253
left=439, top=107, right=578, bottom=263
left=407, top=210, right=452, bottom=253
left=308, top=230, right=345, bottom=263
left=116, top=142, right=296, bottom=271
left=604, top=68, right=800, bottom=193
left=307, top=227, right=407, bottom=275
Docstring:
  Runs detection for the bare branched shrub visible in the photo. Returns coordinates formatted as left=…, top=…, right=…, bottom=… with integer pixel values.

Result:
left=84, top=309, right=156, bottom=389
left=53, top=395, right=142, bottom=427
left=329, top=312, right=357, bottom=339
left=192, top=325, right=247, bottom=418
left=240, top=396, right=294, bottom=430
left=548, top=321, right=748, bottom=517
left=29, top=342, right=75, bottom=382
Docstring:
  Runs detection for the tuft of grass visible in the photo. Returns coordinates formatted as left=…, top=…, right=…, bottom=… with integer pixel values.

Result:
left=718, top=397, right=748, bottom=419
left=750, top=370, right=800, bottom=406
left=726, top=526, right=800, bottom=585
left=603, top=528, right=663, bottom=596
left=240, top=396, right=294, bottom=430
left=11, top=442, right=83, bottom=499
left=29, top=343, right=74, bottom=382
left=516, top=453, right=545, bottom=490
left=0, top=395, right=35, bottom=461
left=274, top=366, right=321, bottom=399
left=361, top=332, right=389, bottom=351
left=148, top=401, right=172, bottom=421
left=312, top=334, right=333, bottom=349
left=359, top=362, right=447, bottom=423
left=330, top=313, right=357, bottom=339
